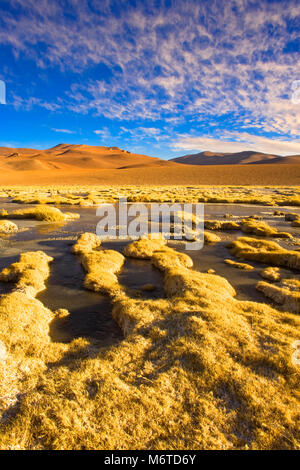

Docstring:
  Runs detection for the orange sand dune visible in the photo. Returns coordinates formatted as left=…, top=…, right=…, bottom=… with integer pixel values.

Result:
left=0, top=144, right=299, bottom=185
left=0, top=163, right=298, bottom=186
left=0, top=144, right=175, bottom=172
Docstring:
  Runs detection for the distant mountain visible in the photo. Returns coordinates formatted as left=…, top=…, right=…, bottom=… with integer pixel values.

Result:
left=0, top=143, right=176, bottom=172
left=170, top=150, right=300, bottom=165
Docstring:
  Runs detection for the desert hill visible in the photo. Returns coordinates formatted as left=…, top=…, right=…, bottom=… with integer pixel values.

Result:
left=0, top=144, right=299, bottom=185
left=171, top=150, right=300, bottom=165
left=0, top=144, right=176, bottom=172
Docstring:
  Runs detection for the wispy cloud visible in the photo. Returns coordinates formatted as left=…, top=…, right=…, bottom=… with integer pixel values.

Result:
left=52, top=128, right=76, bottom=134
left=172, top=133, right=300, bottom=156
left=1, top=0, right=300, bottom=153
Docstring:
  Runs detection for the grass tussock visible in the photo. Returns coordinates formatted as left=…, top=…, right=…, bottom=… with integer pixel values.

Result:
left=0, top=235, right=300, bottom=449
left=0, top=251, right=76, bottom=418
left=224, top=259, right=255, bottom=270
left=260, top=267, right=282, bottom=282
left=241, top=219, right=292, bottom=238
left=0, top=220, right=18, bottom=234
left=123, top=237, right=167, bottom=259
left=0, top=205, right=79, bottom=222
left=151, top=247, right=194, bottom=271
left=0, top=251, right=53, bottom=296
left=257, top=279, right=300, bottom=314
left=204, top=232, right=221, bottom=244
left=228, top=237, right=300, bottom=270
left=72, top=233, right=124, bottom=294
left=204, top=220, right=240, bottom=230
left=1, top=185, right=300, bottom=207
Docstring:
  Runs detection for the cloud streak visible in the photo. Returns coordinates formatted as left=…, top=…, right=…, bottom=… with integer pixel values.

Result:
left=172, top=133, right=300, bottom=156
left=1, top=0, right=300, bottom=154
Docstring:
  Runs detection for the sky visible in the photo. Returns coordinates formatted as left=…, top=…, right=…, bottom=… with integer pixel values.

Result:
left=0, top=0, right=300, bottom=158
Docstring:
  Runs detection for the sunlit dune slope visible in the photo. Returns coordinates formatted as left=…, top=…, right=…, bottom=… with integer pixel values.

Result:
left=0, top=143, right=176, bottom=172
left=0, top=144, right=299, bottom=185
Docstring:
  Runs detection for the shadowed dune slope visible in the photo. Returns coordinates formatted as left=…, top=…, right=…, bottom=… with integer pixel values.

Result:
left=0, top=144, right=299, bottom=185
left=171, top=150, right=300, bottom=165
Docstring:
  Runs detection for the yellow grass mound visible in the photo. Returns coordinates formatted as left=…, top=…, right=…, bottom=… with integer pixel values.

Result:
left=228, top=237, right=300, bottom=270
left=0, top=220, right=18, bottom=234
left=0, top=237, right=299, bottom=450
left=257, top=279, right=300, bottom=314
left=72, top=233, right=124, bottom=295
left=204, top=220, right=240, bottom=230
left=224, top=259, right=254, bottom=270
left=241, top=219, right=292, bottom=238
left=71, top=232, right=101, bottom=254
left=151, top=247, right=193, bottom=271
left=123, top=237, right=167, bottom=259
left=0, top=251, right=53, bottom=296
left=0, top=205, right=79, bottom=222
left=204, top=232, right=221, bottom=244
left=260, top=267, right=282, bottom=282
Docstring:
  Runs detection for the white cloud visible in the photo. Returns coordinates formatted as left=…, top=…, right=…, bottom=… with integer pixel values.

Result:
left=172, top=133, right=300, bottom=156
left=51, top=128, right=75, bottom=134
left=2, top=0, right=300, bottom=140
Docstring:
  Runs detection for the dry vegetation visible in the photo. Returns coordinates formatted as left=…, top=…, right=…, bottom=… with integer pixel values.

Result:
left=0, top=182, right=300, bottom=450
left=228, top=237, right=300, bottom=270
left=257, top=279, right=300, bottom=314
left=0, top=234, right=299, bottom=450
left=224, top=259, right=255, bottom=270
left=0, top=220, right=18, bottom=234
left=0, top=185, right=300, bottom=207
left=0, top=205, right=80, bottom=222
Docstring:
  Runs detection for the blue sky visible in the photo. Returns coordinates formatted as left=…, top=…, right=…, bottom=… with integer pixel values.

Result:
left=0, top=0, right=300, bottom=158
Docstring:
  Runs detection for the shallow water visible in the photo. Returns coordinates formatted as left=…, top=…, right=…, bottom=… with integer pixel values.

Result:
left=1, top=201, right=300, bottom=344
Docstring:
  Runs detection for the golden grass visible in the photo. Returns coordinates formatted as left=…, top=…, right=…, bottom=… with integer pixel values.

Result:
left=0, top=251, right=74, bottom=419
left=228, top=237, right=300, bottom=270
left=0, top=205, right=80, bottom=222
left=151, top=246, right=193, bottom=271
left=0, top=220, right=18, bottom=234
left=72, top=233, right=124, bottom=295
left=204, top=220, right=241, bottom=230
left=260, top=267, right=282, bottom=282
left=257, top=279, right=300, bottom=314
left=204, top=232, right=221, bottom=244
left=123, top=237, right=167, bottom=259
left=241, top=219, right=292, bottom=238
left=0, top=235, right=299, bottom=449
left=1, top=185, right=300, bottom=207
left=224, top=259, right=255, bottom=270
left=0, top=251, right=53, bottom=296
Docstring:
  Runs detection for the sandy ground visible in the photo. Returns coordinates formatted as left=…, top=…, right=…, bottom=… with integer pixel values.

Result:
left=0, top=163, right=299, bottom=186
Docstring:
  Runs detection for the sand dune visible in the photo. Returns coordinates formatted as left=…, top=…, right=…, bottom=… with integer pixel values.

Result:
left=171, top=150, right=300, bottom=165
left=0, top=144, right=299, bottom=185
left=0, top=143, right=175, bottom=172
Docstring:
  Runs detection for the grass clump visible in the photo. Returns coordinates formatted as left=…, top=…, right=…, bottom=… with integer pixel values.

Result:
left=151, top=247, right=193, bottom=271
left=224, top=259, right=254, bottom=270
left=72, top=233, right=124, bottom=295
left=71, top=232, right=102, bottom=254
left=0, top=220, right=18, bottom=234
left=228, top=237, right=300, bottom=270
left=260, top=267, right=282, bottom=282
left=124, top=237, right=167, bottom=259
left=0, top=205, right=79, bottom=222
left=204, top=232, right=221, bottom=244
left=0, top=251, right=72, bottom=417
left=0, top=251, right=53, bottom=296
left=257, top=279, right=300, bottom=314
left=241, top=219, right=292, bottom=238
left=204, top=220, right=240, bottom=230
left=0, top=235, right=300, bottom=449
